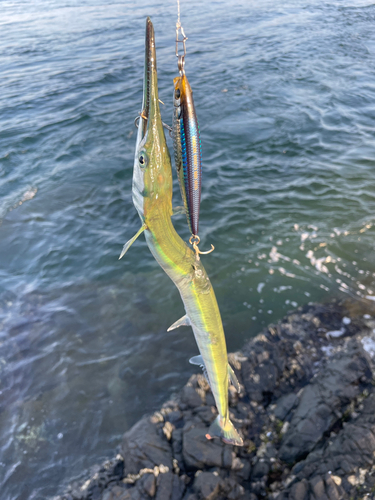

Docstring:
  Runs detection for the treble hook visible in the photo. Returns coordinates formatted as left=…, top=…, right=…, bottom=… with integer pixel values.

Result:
left=189, top=235, right=215, bottom=261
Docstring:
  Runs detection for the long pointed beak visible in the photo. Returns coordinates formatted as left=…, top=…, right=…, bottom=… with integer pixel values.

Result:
left=139, top=17, right=160, bottom=140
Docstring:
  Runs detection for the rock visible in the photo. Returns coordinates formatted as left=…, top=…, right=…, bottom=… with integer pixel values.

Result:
left=279, top=340, right=372, bottom=463
left=155, top=471, right=174, bottom=500
left=274, top=393, right=298, bottom=421
left=309, top=476, right=326, bottom=499
left=183, top=427, right=223, bottom=469
left=182, top=495, right=198, bottom=500
left=181, top=386, right=205, bottom=408
left=289, top=480, right=307, bottom=500
left=139, top=474, right=156, bottom=497
left=171, top=475, right=186, bottom=500
left=251, top=459, right=269, bottom=479
left=102, top=491, right=113, bottom=500
left=221, top=478, right=244, bottom=500
left=193, top=472, right=221, bottom=500
left=56, top=299, right=375, bottom=500
left=121, top=417, right=173, bottom=475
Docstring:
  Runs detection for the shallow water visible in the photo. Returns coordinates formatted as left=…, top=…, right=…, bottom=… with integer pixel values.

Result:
left=1, top=0, right=375, bottom=497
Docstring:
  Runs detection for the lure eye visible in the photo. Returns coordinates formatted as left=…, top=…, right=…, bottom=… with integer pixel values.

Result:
left=175, top=89, right=180, bottom=99
left=138, top=151, right=148, bottom=167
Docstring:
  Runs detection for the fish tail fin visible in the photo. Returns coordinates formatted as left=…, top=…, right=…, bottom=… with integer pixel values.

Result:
left=206, top=415, right=243, bottom=446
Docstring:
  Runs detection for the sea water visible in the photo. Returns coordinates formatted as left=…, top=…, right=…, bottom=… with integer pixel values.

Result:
left=1, top=0, right=375, bottom=497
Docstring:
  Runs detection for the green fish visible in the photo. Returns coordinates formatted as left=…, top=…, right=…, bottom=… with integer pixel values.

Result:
left=120, top=17, right=243, bottom=446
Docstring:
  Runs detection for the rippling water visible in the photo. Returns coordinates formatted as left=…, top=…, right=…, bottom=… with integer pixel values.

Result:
left=2, top=0, right=375, bottom=498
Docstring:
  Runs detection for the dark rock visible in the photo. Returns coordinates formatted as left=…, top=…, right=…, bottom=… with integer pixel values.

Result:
left=155, top=471, right=174, bottom=500
left=221, top=478, right=244, bottom=500
left=274, top=393, right=299, bottom=421
left=182, top=494, right=198, bottom=500
left=309, top=476, right=326, bottom=500
left=183, top=427, right=223, bottom=469
left=116, top=487, right=147, bottom=500
left=289, top=480, right=308, bottom=500
left=121, top=417, right=173, bottom=475
left=171, top=474, right=186, bottom=500
left=102, top=491, right=113, bottom=500
left=222, top=446, right=233, bottom=469
left=181, top=386, right=205, bottom=408
left=279, top=340, right=372, bottom=463
left=56, top=300, right=375, bottom=500
left=111, top=486, right=127, bottom=498
left=193, top=472, right=221, bottom=500
left=139, top=474, right=156, bottom=497
left=251, top=460, right=269, bottom=479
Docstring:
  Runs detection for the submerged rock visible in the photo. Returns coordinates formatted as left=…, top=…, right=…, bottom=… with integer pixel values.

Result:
left=53, top=298, right=375, bottom=500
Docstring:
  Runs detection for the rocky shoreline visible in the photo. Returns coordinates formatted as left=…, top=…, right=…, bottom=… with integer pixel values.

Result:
left=54, top=298, right=375, bottom=500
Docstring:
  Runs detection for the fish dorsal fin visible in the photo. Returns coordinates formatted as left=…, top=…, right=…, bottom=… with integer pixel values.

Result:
left=228, top=364, right=241, bottom=393
left=167, top=314, right=191, bottom=331
left=119, top=223, right=147, bottom=260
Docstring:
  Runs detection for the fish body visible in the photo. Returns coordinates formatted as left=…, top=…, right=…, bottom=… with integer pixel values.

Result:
left=122, top=17, right=242, bottom=446
left=173, top=74, right=202, bottom=236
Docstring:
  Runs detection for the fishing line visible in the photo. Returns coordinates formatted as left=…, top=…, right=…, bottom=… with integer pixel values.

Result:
left=176, top=0, right=181, bottom=28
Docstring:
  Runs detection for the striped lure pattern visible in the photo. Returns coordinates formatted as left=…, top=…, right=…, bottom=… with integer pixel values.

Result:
left=173, top=74, right=202, bottom=236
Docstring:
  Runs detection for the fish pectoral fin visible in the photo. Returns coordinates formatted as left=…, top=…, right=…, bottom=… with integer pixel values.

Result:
left=119, top=223, right=147, bottom=260
left=189, top=355, right=211, bottom=387
left=228, top=364, right=241, bottom=393
left=167, top=314, right=191, bottom=331
left=189, top=355, right=204, bottom=366
left=172, top=206, right=185, bottom=216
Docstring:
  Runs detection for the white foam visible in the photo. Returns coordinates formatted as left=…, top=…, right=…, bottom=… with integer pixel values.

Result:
left=361, top=337, right=375, bottom=358
left=342, top=317, right=351, bottom=325
left=273, top=285, right=292, bottom=293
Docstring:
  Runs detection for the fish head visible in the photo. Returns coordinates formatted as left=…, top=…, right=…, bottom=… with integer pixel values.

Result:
left=173, top=74, right=193, bottom=107
left=133, top=17, right=173, bottom=221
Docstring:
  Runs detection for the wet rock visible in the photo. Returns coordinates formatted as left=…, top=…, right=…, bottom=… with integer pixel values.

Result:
left=139, top=474, right=155, bottom=497
left=279, top=340, right=372, bottom=463
left=56, top=299, right=375, bottom=500
left=289, top=480, right=308, bottom=500
left=155, top=471, right=174, bottom=500
left=251, top=459, right=269, bottom=479
left=193, top=472, right=221, bottom=500
left=121, top=417, right=173, bottom=475
left=181, top=386, right=205, bottom=408
left=183, top=427, right=223, bottom=469
left=274, top=393, right=299, bottom=421
left=171, top=475, right=186, bottom=500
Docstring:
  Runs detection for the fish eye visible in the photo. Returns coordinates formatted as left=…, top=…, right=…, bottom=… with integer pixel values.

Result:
left=138, top=151, right=148, bottom=167
left=175, top=89, right=180, bottom=99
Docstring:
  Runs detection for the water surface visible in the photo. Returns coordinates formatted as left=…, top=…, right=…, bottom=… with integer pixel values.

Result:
left=1, top=0, right=375, bottom=498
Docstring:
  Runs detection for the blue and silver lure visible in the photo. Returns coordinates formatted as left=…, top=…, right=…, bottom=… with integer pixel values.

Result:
left=173, top=73, right=202, bottom=237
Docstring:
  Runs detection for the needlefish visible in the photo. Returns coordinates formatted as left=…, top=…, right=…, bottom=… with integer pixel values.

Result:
left=119, top=17, right=243, bottom=446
